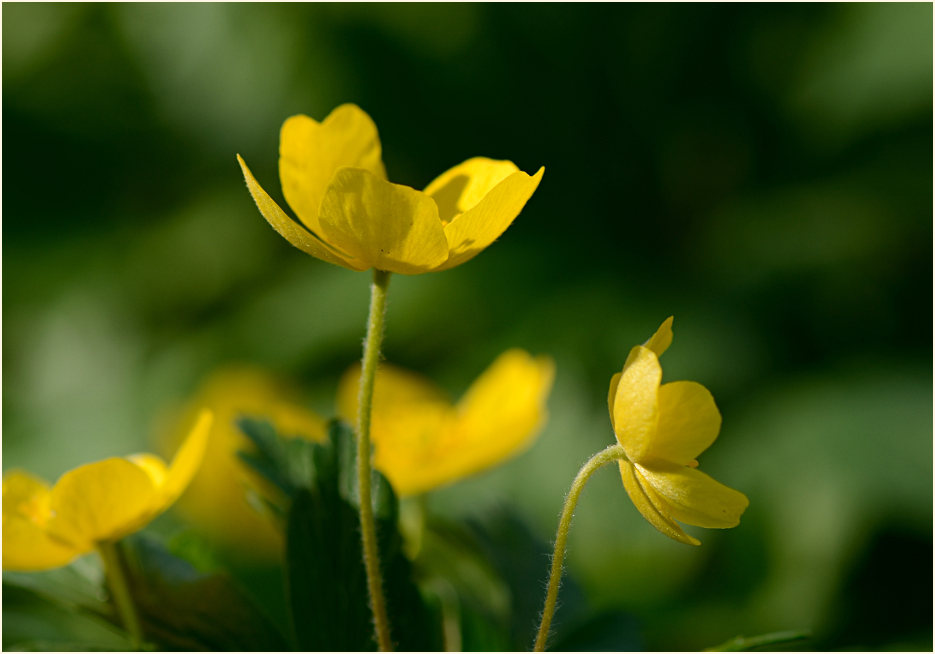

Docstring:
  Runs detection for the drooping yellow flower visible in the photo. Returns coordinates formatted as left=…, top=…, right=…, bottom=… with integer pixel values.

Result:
left=237, top=104, right=544, bottom=274
left=337, top=349, right=555, bottom=496
left=159, top=367, right=327, bottom=556
left=609, top=318, right=748, bottom=545
left=2, top=411, right=213, bottom=572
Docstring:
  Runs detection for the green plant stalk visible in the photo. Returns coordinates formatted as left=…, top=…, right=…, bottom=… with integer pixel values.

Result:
left=357, top=268, right=393, bottom=651
left=98, top=540, right=143, bottom=651
left=533, top=443, right=628, bottom=652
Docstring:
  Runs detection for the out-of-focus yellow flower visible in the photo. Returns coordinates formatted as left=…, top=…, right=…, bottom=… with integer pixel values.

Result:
left=338, top=349, right=555, bottom=496
left=609, top=317, right=748, bottom=546
left=237, top=104, right=544, bottom=275
left=160, top=367, right=327, bottom=557
left=2, top=411, right=213, bottom=572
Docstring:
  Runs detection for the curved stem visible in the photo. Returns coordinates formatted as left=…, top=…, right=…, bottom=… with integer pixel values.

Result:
left=98, top=540, right=143, bottom=651
left=533, top=443, right=628, bottom=652
left=357, top=268, right=393, bottom=651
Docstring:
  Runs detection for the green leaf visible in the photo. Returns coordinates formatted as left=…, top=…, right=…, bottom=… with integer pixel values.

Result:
left=705, top=630, right=811, bottom=651
left=286, top=488, right=372, bottom=651
left=120, top=535, right=288, bottom=651
left=1, top=580, right=129, bottom=652
left=2, top=556, right=109, bottom=618
left=283, top=420, right=443, bottom=651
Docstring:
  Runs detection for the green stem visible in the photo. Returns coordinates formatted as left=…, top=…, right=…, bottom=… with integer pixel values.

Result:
left=357, top=268, right=393, bottom=651
left=98, top=540, right=143, bottom=651
left=533, top=443, right=628, bottom=652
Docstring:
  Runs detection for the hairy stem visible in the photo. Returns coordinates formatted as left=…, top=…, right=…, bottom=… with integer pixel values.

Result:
left=357, top=268, right=393, bottom=651
left=533, top=443, right=628, bottom=651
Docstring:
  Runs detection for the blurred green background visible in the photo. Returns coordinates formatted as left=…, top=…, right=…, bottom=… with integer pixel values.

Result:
left=3, top=3, right=932, bottom=650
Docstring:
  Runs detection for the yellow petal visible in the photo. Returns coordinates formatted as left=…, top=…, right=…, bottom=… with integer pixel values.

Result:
left=642, top=381, right=721, bottom=466
left=279, top=105, right=387, bottom=234
left=622, top=317, right=675, bottom=371
left=443, top=350, right=555, bottom=481
left=2, top=471, right=85, bottom=569
left=619, top=460, right=699, bottom=546
left=160, top=409, right=213, bottom=508
left=46, top=458, right=160, bottom=548
left=127, top=454, right=169, bottom=489
left=337, top=361, right=454, bottom=496
left=3, top=470, right=52, bottom=521
left=237, top=154, right=366, bottom=270
left=612, top=346, right=661, bottom=463
left=161, top=368, right=322, bottom=557
left=266, top=403, right=328, bottom=442
left=435, top=166, right=545, bottom=272
left=644, top=316, right=674, bottom=357
left=370, top=407, right=455, bottom=497
left=607, top=372, right=622, bottom=431
left=390, top=351, right=553, bottom=496
left=2, top=512, right=81, bottom=571
left=636, top=463, right=749, bottom=529
left=337, top=362, right=449, bottom=425
left=338, top=352, right=554, bottom=497
left=424, top=157, right=521, bottom=224
left=319, top=168, right=450, bottom=274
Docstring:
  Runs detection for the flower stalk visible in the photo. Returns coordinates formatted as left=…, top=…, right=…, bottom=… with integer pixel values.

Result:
left=357, top=268, right=393, bottom=651
left=98, top=540, right=143, bottom=651
left=533, top=443, right=628, bottom=652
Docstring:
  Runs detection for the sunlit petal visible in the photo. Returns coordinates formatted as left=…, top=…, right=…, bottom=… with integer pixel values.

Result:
left=161, top=409, right=213, bottom=507
left=319, top=168, right=450, bottom=274
left=637, top=463, right=749, bottom=529
left=445, top=350, right=555, bottom=484
left=612, top=346, right=661, bottom=462
left=2, top=512, right=81, bottom=571
left=619, top=461, right=699, bottom=546
left=436, top=167, right=544, bottom=271
left=279, top=104, right=386, bottom=233
left=607, top=372, right=622, bottom=431
left=643, top=316, right=674, bottom=357
left=643, top=381, right=721, bottom=466
left=337, top=351, right=553, bottom=497
left=46, top=459, right=159, bottom=548
left=3, top=470, right=52, bottom=521
left=237, top=154, right=365, bottom=270
left=337, top=362, right=450, bottom=423
left=127, top=454, right=169, bottom=490
left=163, top=368, right=323, bottom=557
left=424, top=157, right=520, bottom=224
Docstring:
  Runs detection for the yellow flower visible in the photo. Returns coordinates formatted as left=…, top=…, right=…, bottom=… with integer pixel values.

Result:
left=337, top=349, right=555, bottom=496
left=2, top=411, right=213, bottom=572
left=237, top=104, right=544, bottom=274
left=159, top=367, right=327, bottom=556
left=609, top=318, right=748, bottom=545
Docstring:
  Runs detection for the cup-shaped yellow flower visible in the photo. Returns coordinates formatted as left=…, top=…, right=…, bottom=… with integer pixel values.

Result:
left=609, top=317, right=749, bottom=546
left=2, top=411, right=213, bottom=572
left=337, top=349, right=555, bottom=496
left=159, top=367, right=326, bottom=556
left=237, top=103, right=544, bottom=274
left=534, top=319, right=748, bottom=651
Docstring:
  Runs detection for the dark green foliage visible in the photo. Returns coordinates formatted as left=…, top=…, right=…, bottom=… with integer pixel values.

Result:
left=239, top=418, right=443, bottom=651
left=705, top=630, right=811, bottom=651
left=2, top=538, right=285, bottom=652
left=119, top=535, right=288, bottom=651
left=468, top=508, right=588, bottom=649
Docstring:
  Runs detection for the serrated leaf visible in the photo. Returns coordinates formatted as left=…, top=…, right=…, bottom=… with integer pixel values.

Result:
left=284, top=420, right=442, bottom=651
left=285, top=488, right=373, bottom=651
